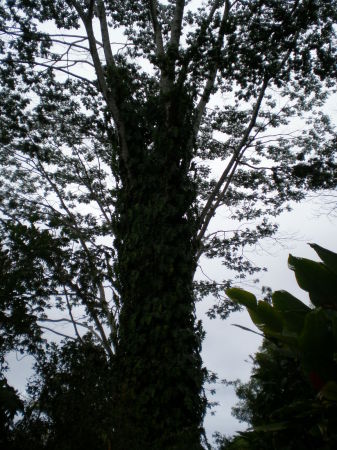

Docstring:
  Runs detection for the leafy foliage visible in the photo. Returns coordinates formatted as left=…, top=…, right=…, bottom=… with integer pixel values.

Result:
left=9, top=337, right=115, bottom=450
left=0, top=1, right=337, bottom=447
left=224, top=243, right=337, bottom=448
left=0, top=375, right=24, bottom=449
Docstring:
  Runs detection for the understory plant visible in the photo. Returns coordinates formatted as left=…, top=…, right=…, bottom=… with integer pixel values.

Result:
left=224, top=243, right=337, bottom=449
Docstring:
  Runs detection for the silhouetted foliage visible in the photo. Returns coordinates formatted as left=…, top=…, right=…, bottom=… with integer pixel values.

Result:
left=0, top=1, right=337, bottom=447
left=10, top=337, right=114, bottom=450
left=223, top=243, right=337, bottom=449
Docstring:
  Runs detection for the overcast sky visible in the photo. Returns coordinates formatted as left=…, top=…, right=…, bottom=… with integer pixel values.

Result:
left=198, top=198, right=337, bottom=443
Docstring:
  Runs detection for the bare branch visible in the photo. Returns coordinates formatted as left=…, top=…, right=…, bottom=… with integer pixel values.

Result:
left=40, top=325, right=77, bottom=341
left=148, top=0, right=165, bottom=60
left=37, top=63, right=93, bottom=83
left=64, top=1, right=131, bottom=179
left=0, top=58, right=96, bottom=85
left=196, top=157, right=239, bottom=259
left=196, top=77, right=269, bottom=245
left=239, top=161, right=274, bottom=171
left=169, top=0, right=185, bottom=51
left=66, top=2, right=109, bottom=97
left=64, top=286, right=84, bottom=343
left=96, top=0, right=115, bottom=66
left=82, top=19, right=110, bottom=97
left=48, top=33, right=90, bottom=39
left=98, top=282, right=118, bottom=348
left=148, top=0, right=173, bottom=94
left=38, top=317, right=103, bottom=343
left=186, top=1, right=230, bottom=157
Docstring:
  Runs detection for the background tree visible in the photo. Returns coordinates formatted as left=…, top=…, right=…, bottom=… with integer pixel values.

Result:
left=9, top=336, right=115, bottom=450
left=217, top=342, right=325, bottom=450
left=0, top=1, right=337, bottom=448
left=0, top=374, right=24, bottom=449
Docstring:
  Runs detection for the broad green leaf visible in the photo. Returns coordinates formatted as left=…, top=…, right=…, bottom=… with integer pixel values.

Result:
left=299, top=309, right=335, bottom=381
left=309, top=291, right=337, bottom=310
left=231, top=323, right=264, bottom=337
left=249, top=301, right=283, bottom=334
left=226, top=288, right=257, bottom=309
left=272, top=290, right=310, bottom=333
left=253, top=421, right=288, bottom=432
left=288, top=254, right=337, bottom=307
left=228, top=437, right=250, bottom=449
left=309, top=243, right=337, bottom=276
left=272, top=290, right=310, bottom=313
left=271, top=331, right=299, bottom=349
left=319, top=381, right=337, bottom=402
left=231, top=324, right=298, bottom=348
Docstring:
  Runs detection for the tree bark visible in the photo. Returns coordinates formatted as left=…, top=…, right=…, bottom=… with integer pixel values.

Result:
left=112, top=93, right=206, bottom=448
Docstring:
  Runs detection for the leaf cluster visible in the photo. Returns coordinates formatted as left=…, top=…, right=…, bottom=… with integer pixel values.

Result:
left=224, top=243, right=337, bottom=448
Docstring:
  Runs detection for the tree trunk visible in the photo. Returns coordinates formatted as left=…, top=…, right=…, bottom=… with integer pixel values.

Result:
left=113, top=123, right=205, bottom=448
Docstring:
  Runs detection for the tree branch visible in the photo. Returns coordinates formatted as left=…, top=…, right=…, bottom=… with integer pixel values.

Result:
left=38, top=317, right=103, bottom=343
left=98, top=282, right=118, bottom=348
left=148, top=0, right=171, bottom=93
left=196, top=77, right=269, bottom=246
left=35, top=162, right=114, bottom=357
left=186, top=0, right=230, bottom=158
left=96, top=0, right=115, bottom=66
left=64, top=286, right=84, bottom=343
left=195, top=23, right=299, bottom=243
left=148, top=0, right=165, bottom=60
left=40, top=325, right=77, bottom=341
left=66, top=0, right=131, bottom=180
left=177, top=0, right=223, bottom=88
left=169, top=0, right=185, bottom=51
left=87, top=0, right=96, bottom=20
left=196, top=157, right=239, bottom=259
left=0, top=58, right=96, bottom=85
left=59, top=277, right=114, bottom=358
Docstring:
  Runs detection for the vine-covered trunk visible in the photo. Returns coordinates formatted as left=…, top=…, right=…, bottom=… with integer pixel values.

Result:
left=113, top=136, right=205, bottom=448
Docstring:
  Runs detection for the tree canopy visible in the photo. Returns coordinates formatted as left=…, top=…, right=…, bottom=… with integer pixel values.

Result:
left=0, top=1, right=337, bottom=448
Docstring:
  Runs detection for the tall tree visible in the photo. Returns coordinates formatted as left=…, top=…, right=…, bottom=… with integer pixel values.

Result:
left=0, top=1, right=337, bottom=448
